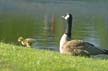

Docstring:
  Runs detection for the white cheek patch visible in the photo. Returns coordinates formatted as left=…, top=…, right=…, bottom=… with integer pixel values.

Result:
left=64, top=14, right=69, bottom=20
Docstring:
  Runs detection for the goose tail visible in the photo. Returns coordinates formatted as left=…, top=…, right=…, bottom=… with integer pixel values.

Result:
left=103, top=49, right=108, bottom=54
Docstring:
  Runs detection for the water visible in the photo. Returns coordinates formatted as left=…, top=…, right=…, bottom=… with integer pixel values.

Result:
left=0, top=0, right=108, bottom=51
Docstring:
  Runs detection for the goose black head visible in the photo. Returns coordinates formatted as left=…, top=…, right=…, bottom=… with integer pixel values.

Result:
left=62, top=13, right=72, bottom=21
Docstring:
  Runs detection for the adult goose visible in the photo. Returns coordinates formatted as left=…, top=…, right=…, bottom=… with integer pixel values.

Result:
left=59, top=13, right=108, bottom=56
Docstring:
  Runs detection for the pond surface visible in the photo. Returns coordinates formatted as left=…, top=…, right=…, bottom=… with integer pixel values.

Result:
left=0, top=0, right=108, bottom=51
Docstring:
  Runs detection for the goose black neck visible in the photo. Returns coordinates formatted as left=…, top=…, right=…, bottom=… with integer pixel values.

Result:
left=66, top=16, right=72, bottom=41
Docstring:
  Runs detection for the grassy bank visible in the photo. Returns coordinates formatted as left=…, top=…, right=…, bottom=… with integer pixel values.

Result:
left=0, top=42, right=108, bottom=71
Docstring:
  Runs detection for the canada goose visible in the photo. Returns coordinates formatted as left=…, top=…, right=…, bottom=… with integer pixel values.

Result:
left=18, top=36, right=36, bottom=47
left=59, top=13, right=108, bottom=56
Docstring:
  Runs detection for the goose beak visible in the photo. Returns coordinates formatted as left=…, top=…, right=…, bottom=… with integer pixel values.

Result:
left=61, top=16, right=65, bottom=19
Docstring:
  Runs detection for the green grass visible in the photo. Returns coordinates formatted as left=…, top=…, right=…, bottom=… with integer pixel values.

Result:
left=0, top=42, right=108, bottom=71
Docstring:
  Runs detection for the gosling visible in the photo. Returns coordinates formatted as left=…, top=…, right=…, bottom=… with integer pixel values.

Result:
left=18, top=36, right=36, bottom=47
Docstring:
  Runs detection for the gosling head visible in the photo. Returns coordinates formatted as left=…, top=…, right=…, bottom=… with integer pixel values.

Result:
left=18, top=36, right=24, bottom=42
